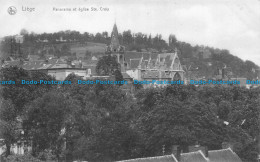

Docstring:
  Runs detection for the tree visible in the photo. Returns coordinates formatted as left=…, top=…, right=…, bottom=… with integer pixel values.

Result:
left=169, top=34, right=177, bottom=50
left=0, top=67, right=31, bottom=113
left=114, top=70, right=123, bottom=86
left=140, top=99, right=196, bottom=155
left=23, top=91, right=81, bottom=160
left=0, top=99, right=18, bottom=157
left=96, top=55, right=120, bottom=76
left=77, top=86, right=141, bottom=161
left=94, top=32, right=103, bottom=43
left=0, top=67, right=56, bottom=157
left=60, top=79, right=142, bottom=161
left=134, top=85, right=260, bottom=162
left=20, top=29, right=29, bottom=36
left=0, top=67, right=55, bottom=111
left=122, top=30, right=133, bottom=45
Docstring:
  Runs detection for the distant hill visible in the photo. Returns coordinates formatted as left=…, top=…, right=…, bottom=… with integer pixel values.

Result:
left=172, top=42, right=259, bottom=80
left=0, top=30, right=259, bottom=79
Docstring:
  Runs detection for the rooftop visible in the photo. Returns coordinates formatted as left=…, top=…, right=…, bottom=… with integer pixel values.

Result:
left=117, top=155, right=177, bottom=162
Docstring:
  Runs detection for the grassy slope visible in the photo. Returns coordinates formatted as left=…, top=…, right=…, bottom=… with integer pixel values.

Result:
left=70, top=42, right=106, bottom=58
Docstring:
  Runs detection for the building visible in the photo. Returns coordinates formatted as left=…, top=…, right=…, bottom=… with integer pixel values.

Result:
left=105, top=23, right=185, bottom=87
left=14, top=35, right=24, bottom=44
left=124, top=52, right=184, bottom=80
left=181, top=150, right=208, bottom=162
left=116, top=148, right=242, bottom=162
left=117, top=155, right=178, bottom=162
left=105, top=23, right=126, bottom=72
left=207, top=148, right=242, bottom=162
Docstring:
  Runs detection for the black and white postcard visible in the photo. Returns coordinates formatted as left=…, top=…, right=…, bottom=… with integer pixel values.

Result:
left=0, top=0, right=260, bottom=162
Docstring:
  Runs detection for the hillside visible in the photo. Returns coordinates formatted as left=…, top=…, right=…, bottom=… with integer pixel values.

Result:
left=70, top=42, right=106, bottom=58
left=0, top=30, right=259, bottom=79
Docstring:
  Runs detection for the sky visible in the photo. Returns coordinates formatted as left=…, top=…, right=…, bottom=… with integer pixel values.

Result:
left=0, top=0, right=260, bottom=65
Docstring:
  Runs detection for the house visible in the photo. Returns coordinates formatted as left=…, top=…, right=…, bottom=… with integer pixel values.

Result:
left=117, top=155, right=178, bottom=162
left=14, top=35, right=24, bottom=44
left=207, top=148, right=242, bottom=162
left=181, top=150, right=208, bottom=162
left=116, top=148, right=243, bottom=162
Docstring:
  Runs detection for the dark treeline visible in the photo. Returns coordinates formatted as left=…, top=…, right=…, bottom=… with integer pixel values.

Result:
left=0, top=29, right=168, bottom=55
left=0, top=66, right=260, bottom=162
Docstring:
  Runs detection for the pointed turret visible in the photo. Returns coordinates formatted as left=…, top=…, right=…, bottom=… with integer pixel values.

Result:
left=105, top=23, right=126, bottom=71
left=111, top=23, right=120, bottom=51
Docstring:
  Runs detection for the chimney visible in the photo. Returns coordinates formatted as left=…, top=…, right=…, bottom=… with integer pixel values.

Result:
left=205, top=146, right=208, bottom=157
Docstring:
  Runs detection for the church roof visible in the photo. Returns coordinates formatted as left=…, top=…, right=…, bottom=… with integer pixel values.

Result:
left=158, top=53, right=177, bottom=68
left=130, top=59, right=141, bottom=69
left=124, top=51, right=158, bottom=63
left=124, top=52, right=183, bottom=71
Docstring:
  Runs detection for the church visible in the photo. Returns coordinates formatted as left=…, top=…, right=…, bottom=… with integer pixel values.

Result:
left=105, top=23, right=185, bottom=87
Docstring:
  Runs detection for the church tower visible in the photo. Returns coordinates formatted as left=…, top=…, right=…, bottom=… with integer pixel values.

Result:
left=111, top=23, right=120, bottom=52
left=106, top=23, right=126, bottom=72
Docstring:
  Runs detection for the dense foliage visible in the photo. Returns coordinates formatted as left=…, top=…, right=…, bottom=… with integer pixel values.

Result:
left=0, top=67, right=260, bottom=162
left=96, top=55, right=120, bottom=76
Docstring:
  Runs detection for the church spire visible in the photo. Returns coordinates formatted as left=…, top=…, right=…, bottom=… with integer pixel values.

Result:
left=111, top=23, right=120, bottom=51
